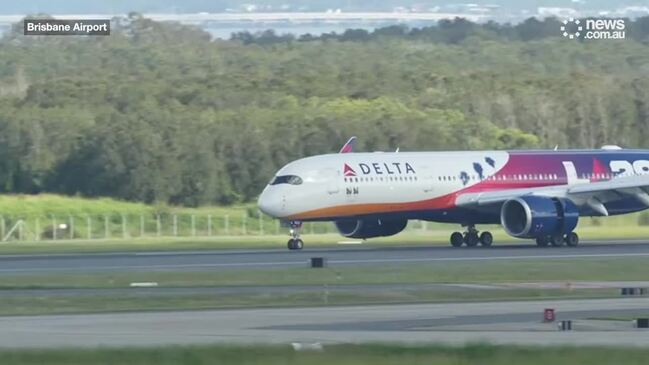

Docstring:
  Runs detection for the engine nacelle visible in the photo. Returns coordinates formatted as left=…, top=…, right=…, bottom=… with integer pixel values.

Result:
left=335, top=218, right=407, bottom=239
left=500, top=196, right=579, bottom=239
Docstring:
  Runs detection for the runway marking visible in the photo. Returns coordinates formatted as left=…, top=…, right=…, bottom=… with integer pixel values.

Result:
left=337, top=241, right=363, bottom=245
left=0, top=252, right=649, bottom=273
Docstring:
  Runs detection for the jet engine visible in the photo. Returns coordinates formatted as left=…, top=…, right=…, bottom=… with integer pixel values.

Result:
left=500, top=196, right=579, bottom=239
left=335, top=218, right=407, bottom=239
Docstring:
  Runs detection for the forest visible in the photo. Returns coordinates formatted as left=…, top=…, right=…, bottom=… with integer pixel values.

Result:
left=0, top=15, right=647, bottom=206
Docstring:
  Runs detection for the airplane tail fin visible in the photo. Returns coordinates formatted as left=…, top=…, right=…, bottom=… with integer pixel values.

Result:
left=339, top=136, right=357, bottom=153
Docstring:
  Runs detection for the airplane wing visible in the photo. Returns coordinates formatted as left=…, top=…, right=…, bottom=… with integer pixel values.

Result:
left=455, top=174, right=649, bottom=216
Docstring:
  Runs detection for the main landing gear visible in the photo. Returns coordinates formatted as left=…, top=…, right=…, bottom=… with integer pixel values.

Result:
left=450, top=225, right=493, bottom=248
left=287, top=221, right=304, bottom=250
left=536, top=232, right=579, bottom=247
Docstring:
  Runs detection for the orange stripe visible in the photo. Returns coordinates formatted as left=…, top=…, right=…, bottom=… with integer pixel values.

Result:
left=287, top=194, right=457, bottom=220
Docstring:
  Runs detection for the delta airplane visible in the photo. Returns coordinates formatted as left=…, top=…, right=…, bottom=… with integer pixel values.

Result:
left=258, top=137, right=649, bottom=250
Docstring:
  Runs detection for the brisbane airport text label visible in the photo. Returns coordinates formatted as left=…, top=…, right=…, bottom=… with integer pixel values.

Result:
left=24, top=19, right=110, bottom=36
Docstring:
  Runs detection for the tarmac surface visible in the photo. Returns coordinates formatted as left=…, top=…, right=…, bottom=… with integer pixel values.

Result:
left=2, top=298, right=649, bottom=348
left=2, top=240, right=649, bottom=274
left=1, top=242, right=649, bottom=348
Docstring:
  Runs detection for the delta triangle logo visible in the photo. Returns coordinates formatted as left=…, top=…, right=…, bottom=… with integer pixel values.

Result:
left=343, top=163, right=357, bottom=177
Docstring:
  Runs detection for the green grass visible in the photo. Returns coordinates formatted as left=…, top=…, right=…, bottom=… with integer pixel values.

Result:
left=0, top=194, right=647, bottom=254
left=0, top=194, right=292, bottom=239
left=2, top=257, right=649, bottom=289
left=0, top=288, right=617, bottom=316
left=2, top=344, right=649, bottom=365
left=0, top=194, right=648, bottom=249
left=0, top=223, right=647, bottom=254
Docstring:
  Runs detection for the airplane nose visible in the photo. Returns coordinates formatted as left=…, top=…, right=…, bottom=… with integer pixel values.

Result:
left=258, top=189, right=283, bottom=218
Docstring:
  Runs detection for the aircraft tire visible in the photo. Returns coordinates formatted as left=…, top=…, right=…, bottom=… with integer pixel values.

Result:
left=565, top=232, right=579, bottom=247
left=479, top=231, right=493, bottom=247
left=550, top=235, right=564, bottom=247
left=464, top=232, right=479, bottom=247
left=450, top=232, right=464, bottom=247
left=287, top=239, right=304, bottom=250
left=536, top=236, right=549, bottom=247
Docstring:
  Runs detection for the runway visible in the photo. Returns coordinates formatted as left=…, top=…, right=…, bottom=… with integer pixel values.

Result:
left=1, top=240, right=649, bottom=274
left=1, top=298, right=649, bottom=348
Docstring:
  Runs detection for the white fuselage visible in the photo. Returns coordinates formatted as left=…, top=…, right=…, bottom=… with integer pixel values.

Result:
left=258, top=151, right=511, bottom=220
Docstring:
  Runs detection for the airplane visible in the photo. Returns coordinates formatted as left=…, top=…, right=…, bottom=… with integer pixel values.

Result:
left=258, top=137, right=649, bottom=250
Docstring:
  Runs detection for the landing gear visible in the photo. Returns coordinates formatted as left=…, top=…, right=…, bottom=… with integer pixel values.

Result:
left=450, top=232, right=464, bottom=247
left=479, top=231, right=493, bottom=247
left=287, top=238, right=304, bottom=250
left=550, top=235, right=564, bottom=247
left=565, top=232, right=579, bottom=247
left=449, top=225, right=493, bottom=247
left=535, top=232, right=579, bottom=247
left=464, top=229, right=479, bottom=247
left=286, top=221, right=304, bottom=251
left=536, top=236, right=549, bottom=247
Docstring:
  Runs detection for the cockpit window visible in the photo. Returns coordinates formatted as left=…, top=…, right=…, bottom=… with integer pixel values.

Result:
left=269, top=175, right=303, bottom=185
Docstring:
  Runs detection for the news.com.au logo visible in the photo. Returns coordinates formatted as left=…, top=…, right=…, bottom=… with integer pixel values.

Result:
left=561, top=17, right=625, bottom=40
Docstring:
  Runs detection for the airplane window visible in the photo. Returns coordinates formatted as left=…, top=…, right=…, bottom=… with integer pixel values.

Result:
left=269, top=175, right=303, bottom=185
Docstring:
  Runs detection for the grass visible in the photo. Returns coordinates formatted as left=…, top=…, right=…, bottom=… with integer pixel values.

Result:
left=0, top=223, right=648, bottom=254
left=0, top=288, right=618, bottom=316
left=2, top=344, right=649, bottom=365
left=0, top=194, right=649, bottom=252
left=2, top=257, right=649, bottom=288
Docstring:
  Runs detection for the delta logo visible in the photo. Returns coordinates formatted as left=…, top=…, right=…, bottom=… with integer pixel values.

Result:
left=344, top=162, right=416, bottom=176
left=343, top=164, right=357, bottom=177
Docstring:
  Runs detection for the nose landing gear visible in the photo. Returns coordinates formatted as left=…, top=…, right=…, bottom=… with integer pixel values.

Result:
left=287, top=221, right=304, bottom=250
left=450, top=225, right=493, bottom=247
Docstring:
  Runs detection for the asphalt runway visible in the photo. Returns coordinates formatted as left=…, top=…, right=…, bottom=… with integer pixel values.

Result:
left=2, top=240, right=649, bottom=274
left=1, top=298, right=649, bottom=348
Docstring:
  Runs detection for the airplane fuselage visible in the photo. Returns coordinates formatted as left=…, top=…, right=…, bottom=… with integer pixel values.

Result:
left=258, top=149, right=649, bottom=224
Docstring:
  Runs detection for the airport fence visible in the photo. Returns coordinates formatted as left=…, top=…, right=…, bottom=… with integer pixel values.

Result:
left=0, top=212, right=436, bottom=242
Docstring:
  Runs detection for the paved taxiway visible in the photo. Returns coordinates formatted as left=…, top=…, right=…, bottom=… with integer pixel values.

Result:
left=1, top=298, right=649, bottom=348
left=2, top=240, right=649, bottom=274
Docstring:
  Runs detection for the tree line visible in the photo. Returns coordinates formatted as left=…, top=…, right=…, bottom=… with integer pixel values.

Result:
left=0, top=14, right=647, bottom=205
